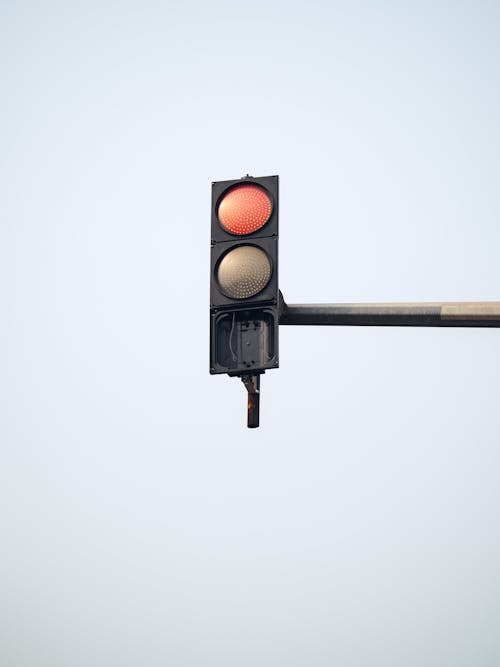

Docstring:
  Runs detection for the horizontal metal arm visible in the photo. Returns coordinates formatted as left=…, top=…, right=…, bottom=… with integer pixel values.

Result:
left=279, top=301, right=500, bottom=327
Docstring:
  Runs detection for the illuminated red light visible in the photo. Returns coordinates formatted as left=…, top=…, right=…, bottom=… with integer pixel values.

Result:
left=218, top=184, right=272, bottom=235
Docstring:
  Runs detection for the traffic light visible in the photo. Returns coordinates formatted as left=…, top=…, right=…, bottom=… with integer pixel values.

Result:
left=210, top=175, right=279, bottom=385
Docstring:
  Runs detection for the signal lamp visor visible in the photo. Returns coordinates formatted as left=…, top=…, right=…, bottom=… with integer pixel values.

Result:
left=217, top=184, right=272, bottom=235
left=217, top=245, right=272, bottom=299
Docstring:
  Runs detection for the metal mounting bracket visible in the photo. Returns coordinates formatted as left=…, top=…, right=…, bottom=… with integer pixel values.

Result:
left=240, top=373, right=261, bottom=428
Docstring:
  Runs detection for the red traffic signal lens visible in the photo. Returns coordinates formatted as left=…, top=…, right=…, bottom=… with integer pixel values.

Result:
left=217, top=245, right=272, bottom=299
left=217, top=184, right=272, bottom=235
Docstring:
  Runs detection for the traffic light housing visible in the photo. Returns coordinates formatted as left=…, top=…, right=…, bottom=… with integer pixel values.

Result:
left=210, top=175, right=279, bottom=377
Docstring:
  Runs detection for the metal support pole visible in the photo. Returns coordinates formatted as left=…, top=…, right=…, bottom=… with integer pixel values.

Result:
left=279, top=301, right=500, bottom=328
left=241, top=374, right=261, bottom=428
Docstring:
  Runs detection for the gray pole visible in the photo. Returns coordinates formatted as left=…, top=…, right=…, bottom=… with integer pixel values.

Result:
left=279, top=301, right=500, bottom=327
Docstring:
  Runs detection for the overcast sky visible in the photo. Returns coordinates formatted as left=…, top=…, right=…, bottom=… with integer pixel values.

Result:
left=2, top=1, right=500, bottom=665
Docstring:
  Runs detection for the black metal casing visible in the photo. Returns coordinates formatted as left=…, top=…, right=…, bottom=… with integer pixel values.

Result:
left=210, top=175, right=279, bottom=375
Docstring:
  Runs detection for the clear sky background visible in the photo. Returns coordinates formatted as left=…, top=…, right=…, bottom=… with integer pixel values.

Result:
left=2, top=1, right=500, bottom=665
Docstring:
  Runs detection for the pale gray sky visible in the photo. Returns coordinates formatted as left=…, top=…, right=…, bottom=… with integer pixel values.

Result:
left=2, top=2, right=500, bottom=665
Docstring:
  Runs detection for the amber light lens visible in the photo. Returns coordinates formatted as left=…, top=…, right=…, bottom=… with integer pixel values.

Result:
left=217, top=245, right=272, bottom=299
left=217, top=184, right=272, bottom=235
